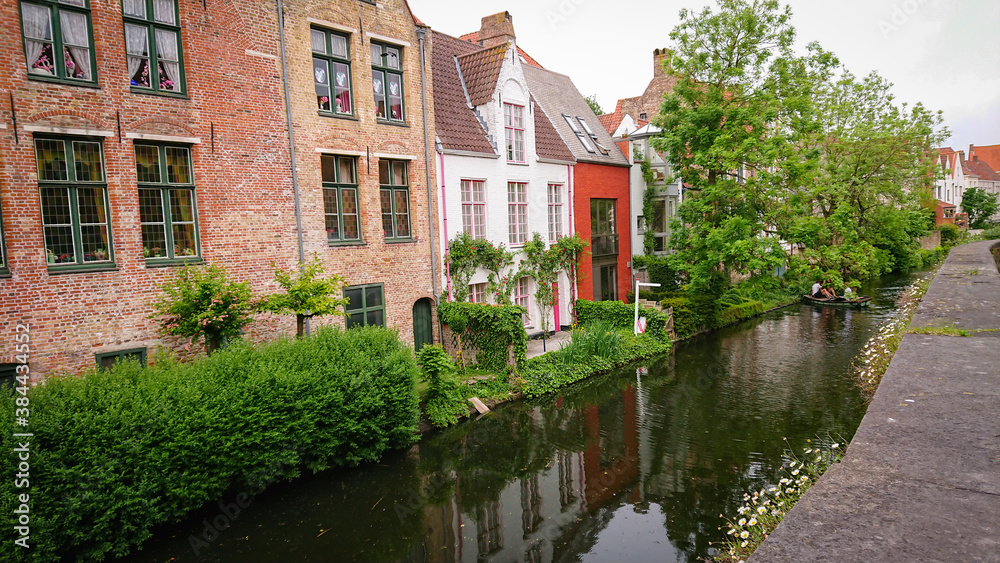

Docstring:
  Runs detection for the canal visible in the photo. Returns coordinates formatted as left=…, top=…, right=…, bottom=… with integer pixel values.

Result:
left=117, top=273, right=922, bottom=563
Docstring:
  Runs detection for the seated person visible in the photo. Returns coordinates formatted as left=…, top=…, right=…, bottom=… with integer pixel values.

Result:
left=844, top=286, right=855, bottom=299
left=812, top=281, right=823, bottom=297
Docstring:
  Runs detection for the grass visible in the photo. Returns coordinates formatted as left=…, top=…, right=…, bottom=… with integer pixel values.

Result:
left=908, top=324, right=972, bottom=337
left=714, top=441, right=845, bottom=562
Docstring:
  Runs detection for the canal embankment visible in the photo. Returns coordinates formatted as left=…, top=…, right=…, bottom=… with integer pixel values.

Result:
left=750, top=240, right=1000, bottom=562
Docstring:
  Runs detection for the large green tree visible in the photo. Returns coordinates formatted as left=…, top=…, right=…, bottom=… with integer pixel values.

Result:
left=961, top=187, right=999, bottom=229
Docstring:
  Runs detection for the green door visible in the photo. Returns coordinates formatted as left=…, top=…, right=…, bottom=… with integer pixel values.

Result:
left=412, top=298, right=433, bottom=351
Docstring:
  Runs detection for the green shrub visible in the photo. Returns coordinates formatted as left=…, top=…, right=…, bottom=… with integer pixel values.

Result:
left=575, top=299, right=671, bottom=340
left=0, top=327, right=419, bottom=562
left=938, top=223, right=961, bottom=244
left=659, top=294, right=719, bottom=338
left=417, top=345, right=469, bottom=427
left=718, top=300, right=767, bottom=325
left=558, top=321, right=624, bottom=364
left=438, top=302, right=528, bottom=372
left=980, top=225, right=1000, bottom=240
left=632, top=254, right=682, bottom=291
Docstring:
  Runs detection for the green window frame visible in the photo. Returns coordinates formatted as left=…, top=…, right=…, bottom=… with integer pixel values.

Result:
left=35, top=136, right=115, bottom=271
left=135, top=143, right=201, bottom=262
left=379, top=159, right=410, bottom=240
left=344, top=283, right=385, bottom=328
left=371, top=41, right=404, bottom=123
left=96, top=347, right=147, bottom=371
left=122, top=0, right=185, bottom=95
left=311, top=27, right=353, bottom=116
left=20, top=0, right=97, bottom=86
left=321, top=154, right=361, bottom=244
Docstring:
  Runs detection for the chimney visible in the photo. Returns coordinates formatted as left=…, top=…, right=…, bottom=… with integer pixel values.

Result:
left=479, top=12, right=515, bottom=49
left=653, top=48, right=672, bottom=77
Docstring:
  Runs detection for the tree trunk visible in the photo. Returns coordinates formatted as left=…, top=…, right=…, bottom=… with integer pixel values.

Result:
left=206, top=335, right=222, bottom=356
left=296, top=314, right=305, bottom=338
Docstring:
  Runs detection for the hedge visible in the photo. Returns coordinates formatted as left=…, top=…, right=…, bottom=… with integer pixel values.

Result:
left=0, top=326, right=419, bottom=562
left=575, top=299, right=671, bottom=340
left=437, top=301, right=528, bottom=372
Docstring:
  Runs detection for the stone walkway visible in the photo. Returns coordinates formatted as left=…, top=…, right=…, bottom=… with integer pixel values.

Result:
left=750, top=241, right=1000, bottom=562
left=525, top=331, right=572, bottom=359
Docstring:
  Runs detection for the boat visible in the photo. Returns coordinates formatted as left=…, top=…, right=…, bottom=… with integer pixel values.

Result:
left=802, top=294, right=872, bottom=307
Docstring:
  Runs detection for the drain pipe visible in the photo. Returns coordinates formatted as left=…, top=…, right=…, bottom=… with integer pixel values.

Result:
left=440, top=151, right=452, bottom=300
left=276, top=0, right=308, bottom=334
left=417, top=26, right=441, bottom=340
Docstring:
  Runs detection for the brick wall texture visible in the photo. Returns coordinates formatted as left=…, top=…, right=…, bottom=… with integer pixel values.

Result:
left=0, top=0, right=439, bottom=377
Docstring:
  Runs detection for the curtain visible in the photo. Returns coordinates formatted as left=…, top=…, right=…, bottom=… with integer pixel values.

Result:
left=60, top=11, right=90, bottom=79
left=21, top=3, right=50, bottom=73
left=125, top=24, right=148, bottom=83
left=122, top=0, right=146, bottom=18
left=152, top=0, right=175, bottom=25
left=155, top=29, right=179, bottom=90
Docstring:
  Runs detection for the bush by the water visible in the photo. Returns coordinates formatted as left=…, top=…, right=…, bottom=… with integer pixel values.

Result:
left=418, top=344, right=469, bottom=427
left=575, top=299, right=671, bottom=339
left=0, top=327, right=419, bottom=562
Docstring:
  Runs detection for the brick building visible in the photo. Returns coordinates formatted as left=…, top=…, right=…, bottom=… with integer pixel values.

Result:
left=1, top=0, right=439, bottom=378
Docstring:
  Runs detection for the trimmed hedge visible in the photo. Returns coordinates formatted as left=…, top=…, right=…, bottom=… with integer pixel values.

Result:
left=659, top=294, right=719, bottom=338
left=0, top=327, right=419, bottom=562
left=575, top=299, right=671, bottom=340
left=718, top=301, right=768, bottom=326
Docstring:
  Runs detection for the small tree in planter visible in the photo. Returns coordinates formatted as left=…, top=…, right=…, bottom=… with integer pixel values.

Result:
left=520, top=233, right=560, bottom=339
left=150, top=263, right=258, bottom=355
left=262, top=256, right=348, bottom=337
left=551, top=233, right=589, bottom=323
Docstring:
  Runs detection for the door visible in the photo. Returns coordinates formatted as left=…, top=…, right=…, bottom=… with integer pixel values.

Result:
left=412, top=298, right=433, bottom=352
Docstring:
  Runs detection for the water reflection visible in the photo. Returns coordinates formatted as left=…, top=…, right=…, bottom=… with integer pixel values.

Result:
left=119, top=275, right=920, bottom=563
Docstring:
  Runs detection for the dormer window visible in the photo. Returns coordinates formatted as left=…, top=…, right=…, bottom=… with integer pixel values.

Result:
left=504, top=103, right=525, bottom=163
left=577, top=117, right=609, bottom=155
left=564, top=115, right=594, bottom=153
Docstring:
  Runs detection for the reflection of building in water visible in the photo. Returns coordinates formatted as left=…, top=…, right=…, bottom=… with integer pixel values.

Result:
left=421, top=387, right=640, bottom=562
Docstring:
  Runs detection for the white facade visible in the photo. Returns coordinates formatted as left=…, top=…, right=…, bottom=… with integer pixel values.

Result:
left=436, top=44, right=575, bottom=332
left=624, top=124, right=682, bottom=258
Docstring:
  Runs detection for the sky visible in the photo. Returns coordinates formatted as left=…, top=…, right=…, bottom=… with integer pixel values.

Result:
left=408, top=0, right=1000, bottom=150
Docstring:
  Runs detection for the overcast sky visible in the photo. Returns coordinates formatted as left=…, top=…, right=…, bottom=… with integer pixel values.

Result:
left=409, top=0, right=999, bottom=150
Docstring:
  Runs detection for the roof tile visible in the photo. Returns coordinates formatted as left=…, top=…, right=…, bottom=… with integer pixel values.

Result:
left=457, top=43, right=507, bottom=106
left=532, top=96, right=575, bottom=162
left=430, top=31, right=495, bottom=154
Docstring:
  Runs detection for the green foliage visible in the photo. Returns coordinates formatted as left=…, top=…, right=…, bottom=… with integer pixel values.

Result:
left=659, top=294, right=719, bottom=338
left=575, top=299, right=671, bottom=340
left=417, top=345, right=469, bottom=427
left=980, top=225, right=1000, bottom=240
left=584, top=93, right=603, bottom=115
left=437, top=301, right=528, bottom=373
left=263, top=255, right=348, bottom=337
left=445, top=233, right=515, bottom=303
left=549, top=233, right=589, bottom=319
left=520, top=329, right=671, bottom=397
left=718, top=300, right=767, bottom=325
left=149, top=262, right=259, bottom=354
left=938, top=222, right=961, bottom=243
left=960, top=187, right=999, bottom=229
left=0, top=327, right=418, bottom=562
left=520, top=233, right=561, bottom=334
left=632, top=254, right=682, bottom=291
left=640, top=159, right=658, bottom=254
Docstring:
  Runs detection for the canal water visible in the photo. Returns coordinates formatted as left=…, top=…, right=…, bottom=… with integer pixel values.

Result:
left=117, top=273, right=922, bottom=563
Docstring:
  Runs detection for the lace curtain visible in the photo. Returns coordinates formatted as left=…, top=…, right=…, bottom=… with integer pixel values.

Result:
left=60, top=11, right=90, bottom=80
left=125, top=24, right=148, bottom=83
left=152, top=0, right=175, bottom=25
left=21, top=3, right=50, bottom=73
left=155, top=29, right=179, bottom=91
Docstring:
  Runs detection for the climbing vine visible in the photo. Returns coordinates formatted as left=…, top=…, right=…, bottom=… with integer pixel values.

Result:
left=445, top=233, right=516, bottom=303
left=437, top=301, right=527, bottom=373
left=520, top=233, right=560, bottom=335
left=640, top=157, right=658, bottom=255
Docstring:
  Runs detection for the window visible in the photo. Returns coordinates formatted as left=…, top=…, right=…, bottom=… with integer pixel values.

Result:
left=590, top=198, right=618, bottom=257
left=123, top=0, right=184, bottom=94
left=461, top=179, right=485, bottom=239
left=547, top=183, right=563, bottom=242
left=96, top=347, right=147, bottom=371
left=650, top=197, right=668, bottom=253
left=321, top=155, right=361, bottom=243
left=312, top=27, right=352, bottom=115
left=514, top=277, right=529, bottom=325
left=507, top=182, right=527, bottom=245
left=20, top=0, right=96, bottom=84
left=576, top=117, right=609, bottom=155
left=639, top=112, right=647, bottom=120
left=0, top=364, right=17, bottom=390
left=379, top=159, right=410, bottom=240
left=504, top=103, right=525, bottom=163
left=36, top=137, right=114, bottom=269
left=135, top=143, right=200, bottom=261
left=564, top=115, right=594, bottom=154
left=469, top=282, right=486, bottom=304
left=371, top=41, right=404, bottom=122
left=344, top=283, right=384, bottom=328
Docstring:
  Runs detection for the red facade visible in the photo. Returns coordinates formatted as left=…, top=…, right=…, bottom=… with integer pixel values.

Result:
left=573, top=161, right=631, bottom=303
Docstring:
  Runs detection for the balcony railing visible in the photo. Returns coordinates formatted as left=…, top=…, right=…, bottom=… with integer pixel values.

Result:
left=591, top=233, right=618, bottom=257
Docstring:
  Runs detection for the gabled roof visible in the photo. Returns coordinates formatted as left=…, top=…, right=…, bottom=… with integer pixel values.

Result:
left=596, top=97, right=639, bottom=135
left=457, top=30, right=544, bottom=68
left=966, top=157, right=1000, bottom=181
left=532, top=96, right=575, bottom=163
left=523, top=65, right=629, bottom=167
left=971, top=144, right=1000, bottom=173
left=456, top=43, right=507, bottom=106
left=430, top=31, right=495, bottom=155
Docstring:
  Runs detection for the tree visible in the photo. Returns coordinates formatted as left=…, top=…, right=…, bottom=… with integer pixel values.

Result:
left=520, top=233, right=560, bottom=337
left=584, top=94, right=603, bottom=116
left=445, top=233, right=516, bottom=303
left=150, top=263, right=258, bottom=355
left=550, top=233, right=589, bottom=320
left=263, top=256, right=348, bottom=337
left=961, top=187, right=999, bottom=229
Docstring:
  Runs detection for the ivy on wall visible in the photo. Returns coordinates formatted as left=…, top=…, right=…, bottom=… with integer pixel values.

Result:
left=437, top=301, right=528, bottom=373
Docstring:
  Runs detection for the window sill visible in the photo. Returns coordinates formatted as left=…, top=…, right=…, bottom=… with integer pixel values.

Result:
left=27, top=73, right=100, bottom=89
left=145, top=257, right=204, bottom=268
left=506, top=161, right=528, bottom=166
left=376, top=118, right=409, bottom=128
left=0, top=269, right=9, bottom=279
left=129, top=87, right=190, bottom=100
left=328, top=240, right=366, bottom=248
left=319, top=111, right=358, bottom=121
left=47, top=263, right=119, bottom=275
left=384, top=238, right=415, bottom=244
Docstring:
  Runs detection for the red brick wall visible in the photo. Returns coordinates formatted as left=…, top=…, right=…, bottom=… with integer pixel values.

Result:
left=0, top=0, right=439, bottom=378
left=572, top=161, right=631, bottom=303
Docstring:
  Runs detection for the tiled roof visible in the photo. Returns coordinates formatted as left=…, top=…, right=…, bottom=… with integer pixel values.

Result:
left=430, top=31, right=495, bottom=155
left=966, top=157, right=1000, bottom=181
left=523, top=65, right=629, bottom=167
left=597, top=112, right=619, bottom=134
left=971, top=144, right=1000, bottom=173
left=532, top=96, right=575, bottom=163
left=457, top=43, right=507, bottom=106
left=457, top=31, right=544, bottom=68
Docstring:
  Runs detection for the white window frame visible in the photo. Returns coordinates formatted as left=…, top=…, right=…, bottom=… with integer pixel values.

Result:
left=461, top=179, right=486, bottom=239
left=547, top=183, right=563, bottom=242
left=507, top=181, right=528, bottom=245
left=504, top=103, right=525, bottom=163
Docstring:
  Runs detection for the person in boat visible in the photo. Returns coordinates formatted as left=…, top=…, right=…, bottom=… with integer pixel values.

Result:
left=811, top=281, right=835, bottom=299
left=844, top=286, right=855, bottom=300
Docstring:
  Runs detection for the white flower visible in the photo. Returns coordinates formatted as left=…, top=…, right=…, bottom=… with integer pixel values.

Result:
left=738, top=518, right=746, bottom=526
left=740, top=531, right=749, bottom=539
left=748, top=518, right=757, bottom=526
left=831, top=443, right=839, bottom=449
left=737, top=506, right=750, bottom=514
left=757, top=506, right=767, bottom=514
left=792, top=469, right=800, bottom=475
left=741, top=541, right=748, bottom=547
